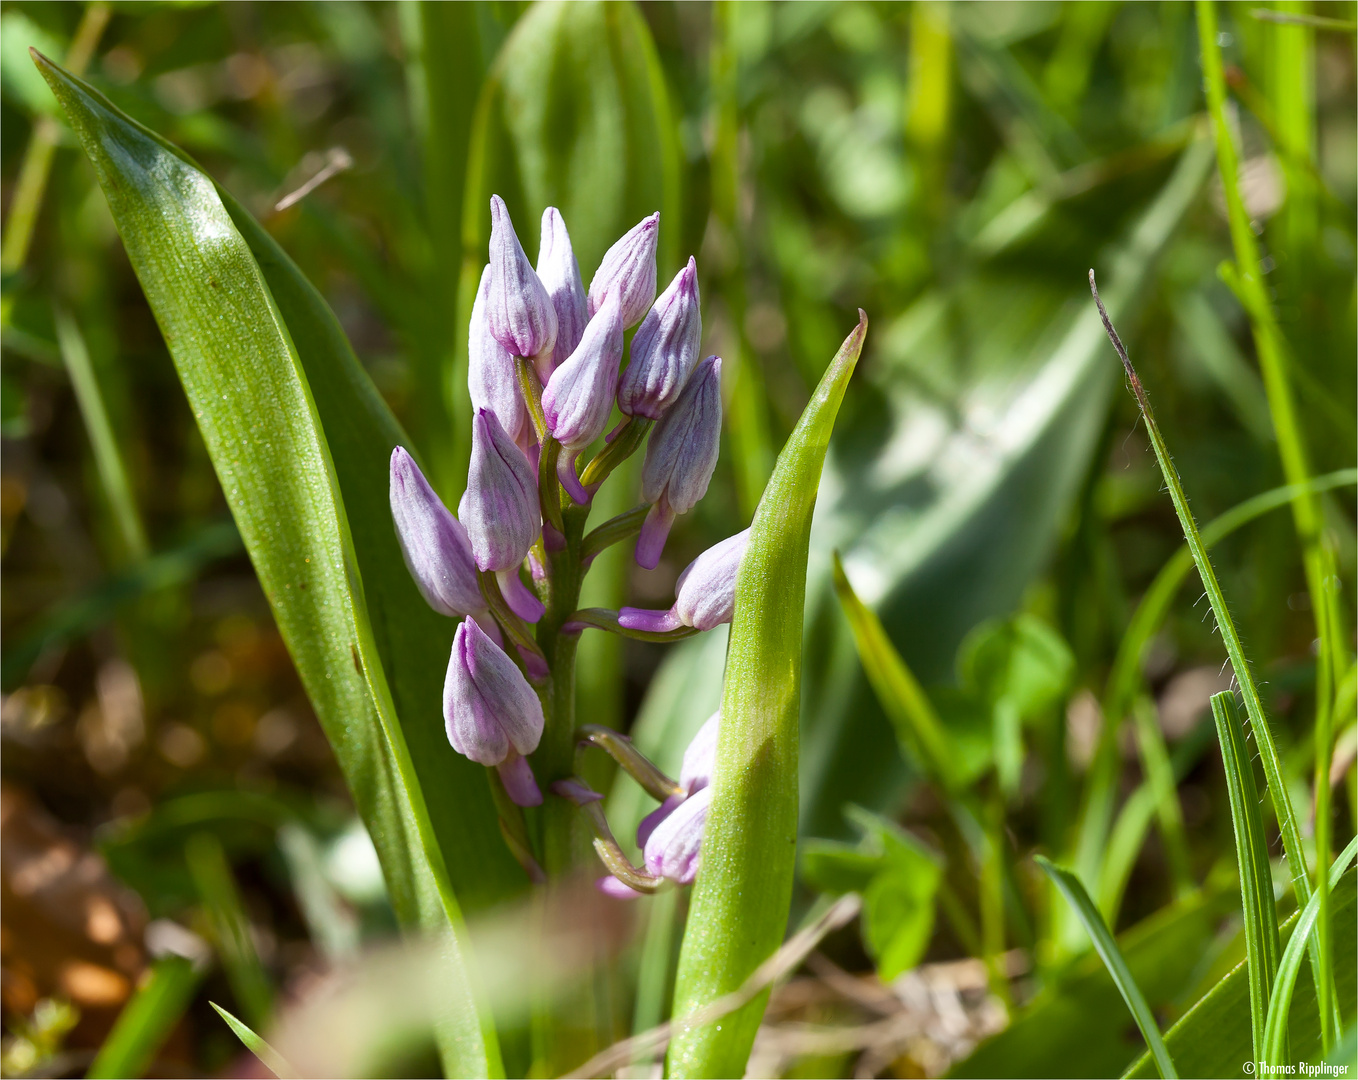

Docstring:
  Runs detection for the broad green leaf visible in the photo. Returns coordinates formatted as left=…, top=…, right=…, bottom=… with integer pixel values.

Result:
left=87, top=956, right=204, bottom=1080
left=35, top=56, right=501, bottom=1077
left=1210, top=691, right=1282, bottom=1061
left=210, top=1002, right=297, bottom=1080
left=951, top=888, right=1235, bottom=1079
left=959, top=614, right=1074, bottom=796
left=1123, top=871, right=1358, bottom=1079
left=1036, top=856, right=1178, bottom=1079
left=802, top=805, right=943, bottom=981
left=667, top=312, right=868, bottom=1078
left=806, top=136, right=1216, bottom=837
left=221, top=182, right=524, bottom=917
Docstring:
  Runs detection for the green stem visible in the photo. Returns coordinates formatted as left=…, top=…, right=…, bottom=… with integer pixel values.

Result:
left=1196, top=2, right=1339, bottom=1043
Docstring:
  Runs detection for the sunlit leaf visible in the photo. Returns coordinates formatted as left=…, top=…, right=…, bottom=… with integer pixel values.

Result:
left=667, top=313, right=868, bottom=1077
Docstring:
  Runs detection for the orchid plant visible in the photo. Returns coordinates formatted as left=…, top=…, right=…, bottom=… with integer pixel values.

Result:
left=389, top=197, right=737, bottom=891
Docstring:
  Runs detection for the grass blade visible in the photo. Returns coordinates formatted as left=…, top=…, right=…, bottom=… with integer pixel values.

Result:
left=1210, top=691, right=1283, bottom=1061
left=667, top=313, right=868, bottom=1077
left=1035, top=855, right=1178, bottom=1079
left=1088, top=271, right=1317, bottom=1016
left=1264, top=839, right=1358, bottom=1069
left=831, top=551, right=960, bottom=793
left=210, top=1002, right=297, bottom=1080
left=52, top=306, right=148, bottom=563
left=86, top=956, right=203, bottom=1080
left=185, top=832, right=273, bottom=1028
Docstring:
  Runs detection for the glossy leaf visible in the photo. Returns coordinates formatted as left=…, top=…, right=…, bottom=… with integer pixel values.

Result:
left=35, top=56, right=501, bottom=1077
left=1035, top=856, right=1177, bottom=1079
left=667, top=312, right=868, bottom=1077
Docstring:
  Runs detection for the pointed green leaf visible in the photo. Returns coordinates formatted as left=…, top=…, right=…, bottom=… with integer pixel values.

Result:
left=1036, top=856, right=1178, bottom=1079
left=210, top=1002, right=297, bottom=1080
left=34, top=54, right=501, bottom=1077
left=667, top=313, right=868, bottom=1078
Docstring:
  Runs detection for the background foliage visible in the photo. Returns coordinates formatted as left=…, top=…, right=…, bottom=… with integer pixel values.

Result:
left=1, top=1, right=1354, bottom=1077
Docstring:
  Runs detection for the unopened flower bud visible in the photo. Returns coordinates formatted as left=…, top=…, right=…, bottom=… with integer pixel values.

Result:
left=464, top=409, right=544, bottom=623
left=637, top=710, right=718, bottom=847
left=643, top=785, right=711, bottom=883
left=487, top=195, right=557, bottom=359
left=444, top=618, right=544, bottom=805
left=542, top=292, right=624, bottom=504
left=536, top=208, right=588, bottom=377
left=618, top=257, right=702, bottom=419
left=588, top=212, right=659, bottom=329
left=389, top=448, right=487, bottom=622
left=618, top=528, right=748, bottom=634
left=469, top=265, right=528, bottom=446
left=635, top=355, right=722, bottom=569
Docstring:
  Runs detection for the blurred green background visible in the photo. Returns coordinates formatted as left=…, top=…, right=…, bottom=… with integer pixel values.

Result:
left=1, top=2, right=1354, bottom=1077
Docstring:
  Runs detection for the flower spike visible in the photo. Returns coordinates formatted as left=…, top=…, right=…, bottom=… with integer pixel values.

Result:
left=635, top=355, right=722, bottom=569
left=618, top=257, right=702, bottom=419
left=587, top=212, right=659, bottom=329
left=487, top=195, right=557, bottom=360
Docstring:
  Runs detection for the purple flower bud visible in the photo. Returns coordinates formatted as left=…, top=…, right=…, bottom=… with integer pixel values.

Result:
left=444, top=619, right=544, bottom=806
left=597, top=875, right=642, bottom=901
left=618, top=258, right=702, bottom=419
left=536, top=208, right=588, bottom=377
left=588, top=212, right=659, bottom=329
left=637, top=710, right=718, bottom=847
left=464, top=408, right=544, bottom=623
left=643, top=784, right=711, bottom=884
left=618, top=528, right=749, bottom=634
left=635, top=355, right=722, bottom=569
left=469, top=266, right=528, bottom=446
left=487, top=195, right=557, bottom=359
left=542, top=292, right=624, bottom=504
left=389, top=447, right=486, bottom=623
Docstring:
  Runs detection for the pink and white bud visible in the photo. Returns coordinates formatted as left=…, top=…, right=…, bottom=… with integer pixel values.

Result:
left=444, top=618, right=544, bottom=806
left=635, top=355, right=722, bottom=569
left=618, top=257, right=702, bottom=419
left=487, top=195, right=557, bottom=360
left=618, top=528, right=749, bottom=634
left=587, top=212, right=659, bottom=329
left=536, top=207, right=588, bottom=378
left=469, top=265, right=528, bottom=447
left=542, top=292, right=624, bottom=504
left=464, top=408, right=544, bottom=623
left=389, top=448, right=486, bottom=621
